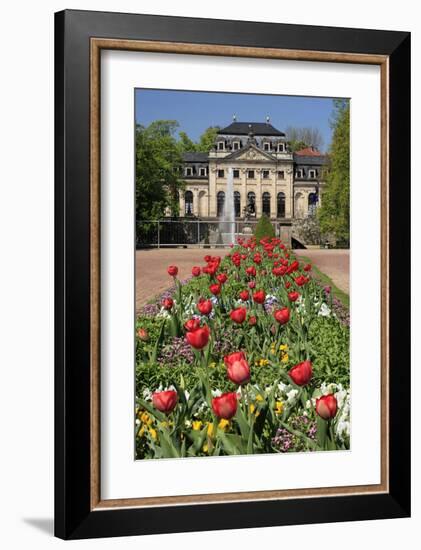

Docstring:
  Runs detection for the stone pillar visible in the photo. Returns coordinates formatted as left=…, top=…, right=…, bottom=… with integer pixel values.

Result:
left=193, top=189, right=199, bottom=217
left=270, top=176, right=277, bottom=219
left=209, top=165, right=217, bottom=217
left=179, top=193, right=185, bottom=217
left=256, top=169, right=262, bottom=217
left=241, top=168, right=247, bottom=217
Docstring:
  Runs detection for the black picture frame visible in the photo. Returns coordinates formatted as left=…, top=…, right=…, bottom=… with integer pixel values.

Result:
left=55, top=9, right=411, bottom=540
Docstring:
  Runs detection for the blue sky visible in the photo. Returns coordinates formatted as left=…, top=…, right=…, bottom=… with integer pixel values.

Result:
left=135, top=89, right=342, bottom=152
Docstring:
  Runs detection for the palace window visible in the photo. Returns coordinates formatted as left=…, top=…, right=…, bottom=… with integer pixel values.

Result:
left=309, top=169, right=317, bottom=179
left=262, top=170, right=270, bottom=179
left=277, top=192, right=286, bottom=218
left=217, top=191, right=225, bottom=217
left=184, top=191, right=193, bottom=216
left=263, top=142, right=271, bottom=151
left=234, top=191, right=241, bottom=217
left=233, top=169, right=240, bottom=178
left=247, top=170, right=255, bottom=179
left=247, top=192, right=256, bottom=215
left=278, top=170, right=285, bottom=179
left=262, top=192, right=271, bottom=216
left=199, top=167, right=207, bottom=176
left=232, top=141, right=240, bottom=150
left=217, top=141, right=225, bottom=151
left=277, top=143, right=285, bottom=152
left=185, top=167, right=192, bottom=176
left=308, top=192, right=318, bottom=216
left=296, top=169, right=303, bottom=178
left=217, top=169, right=225, bottom=178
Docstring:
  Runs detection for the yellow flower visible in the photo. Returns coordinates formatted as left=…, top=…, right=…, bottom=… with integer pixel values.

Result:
left=255, top=394, right=264, bottom=402
left=203, top=444, right=209, bottom=453
left=279, top=344, right=288, bottom=351
left=192, top=420, right=202, bottom=431
left=281, top=354, right=289, bottom=363
left=259, top=358, right=269, bottom=367
left=138, top=426, right=145, bottom=437
left=249, top=403, right=255, bottom=414
left=149, top=428, right=157, bottom=440
left=218, top=419, right=230, bottom=430
left=140, top=412, right=151, bottom=425
left=207, top=422, right=214, bottom=436
left=160, top=421, right=169, bottom=428
left=275, top=401, right=284, bottom=415
left=209, top=362, right=217, bottom=368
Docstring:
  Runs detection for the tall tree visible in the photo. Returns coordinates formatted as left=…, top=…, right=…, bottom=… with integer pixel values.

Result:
left=177, top=131, right=198, bottom=153
left=285, top=126, right=324, bottom=151
left=318, top=100, right=350, bottom=245
left=197, top=126, right=220, bottom=152
left=136, top=120, right=185, bottom=234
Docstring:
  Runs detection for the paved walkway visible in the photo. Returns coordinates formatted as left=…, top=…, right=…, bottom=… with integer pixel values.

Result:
left=295, top=249, right=349, bottom=295
left=136, top=248, right=349, bottom=312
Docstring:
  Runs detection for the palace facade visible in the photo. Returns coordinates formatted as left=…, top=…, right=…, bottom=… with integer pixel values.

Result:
left=179, top=120, right=328, bottom=222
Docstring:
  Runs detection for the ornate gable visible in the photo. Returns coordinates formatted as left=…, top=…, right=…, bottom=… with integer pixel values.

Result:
left=223, top=144, right=276, bottom=162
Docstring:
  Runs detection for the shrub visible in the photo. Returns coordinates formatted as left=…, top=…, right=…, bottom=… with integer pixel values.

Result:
left=254, top=214, right=275, bottom=241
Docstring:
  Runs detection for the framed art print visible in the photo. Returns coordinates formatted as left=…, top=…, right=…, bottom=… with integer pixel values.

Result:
left=54, top=10, right=411, bottom=539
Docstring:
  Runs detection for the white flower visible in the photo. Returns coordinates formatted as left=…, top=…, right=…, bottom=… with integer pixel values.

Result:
left=318, top=303, right=332, bottom=317
left=286, top=389, right=299, bottom=404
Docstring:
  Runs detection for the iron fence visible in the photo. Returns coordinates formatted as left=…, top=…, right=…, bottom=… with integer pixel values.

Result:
left=136, top=219, right=282, bottom=248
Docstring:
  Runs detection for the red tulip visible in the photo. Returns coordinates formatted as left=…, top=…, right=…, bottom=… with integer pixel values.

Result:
left=212, top=392, right=238, bottom=419
left=224, top=351, right=250, bottom=385
left=286, top=260, right=299, bottom=274
left=285, top=282, right=291, bottom=289
left=184, top=318, right=201, bottom=332
left=248, top=281, right=256, bottom=289
left=137, top=328, right=149, bottom=341
left=197, top=298, right=212, bottom=315
left=152, top=390, right=178, bottom=414
left=230, top=307, right=247, bottom=324
left=288, top=291, right=300, bottom=302
left=204, top=255, right=211, bottom=262
left=192, top=266, right=201, bottom=277
left=295, top=275, right=309, bottom=287
left=185, top=325, right=210, bottom=349
left=274, top=307, right=290, bottom=325
left=316, top=394, right=338, bottom=420
left=162, top=297, right=174, bottom=310
left=209, top=283, right=221, bottom=295
left=304, top=263, right=312, bottom=272
left=246, top=266, right=256, bottom=277
left=289, top=360, right=313, bottom=386
left=167, top=265, right=178, bottom=277
left=248, top=315, right=257, bottom=326
left=239, top=290, right=249, bottom=301
left=253, top=290, right=266, bottom=304
left=216, top=273, right=228, bottom=284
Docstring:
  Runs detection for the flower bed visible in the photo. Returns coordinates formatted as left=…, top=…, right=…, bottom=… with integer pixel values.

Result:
left=135, top=236, right=350, bottom=459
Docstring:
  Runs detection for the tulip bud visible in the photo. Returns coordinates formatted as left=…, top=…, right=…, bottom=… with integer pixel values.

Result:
left=239, top=290, right=249, bottom=301
left=185, top=325, right=210, bottom=349
left=316, top=394, right=338, bottom=420
left=288, top=291, right=300, bottom=302
left=288, top=360, right=312, bottom=386
left=184, top=318, right=201, bottom=332
left=152, top=390, right=178, bottom=414
left=162, top=297, right=174, bottom=310
left=212, top=392, right=238, bottom=419
left=253, top=290, right=266, bottom=304
left=274, top=307, right=290, bottom=325
left=167, top=265, right=178, bottom=277
left=197, top=298, right=213, bottom=315
left=248, top=315, right=257, bottom=326
left=191, top=266, right=201, bottom=277
left=229, top=307, right=247, bottom=324
left=209, top=283, right=221, bottom=295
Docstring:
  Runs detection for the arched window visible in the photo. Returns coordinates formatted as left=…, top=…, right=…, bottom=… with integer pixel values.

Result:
left=308, top=192, right=318, bottom=216
left=217, top=191, right=225, bottom=218
left=184, top=191, right=193, bottom=216
left=262, top=192, right=271, bottom=216
left=247, top=192, right=256, bottom=216
left=277, top=192, right=285, bottom=218
left=234, top=191, right=241, bottom=217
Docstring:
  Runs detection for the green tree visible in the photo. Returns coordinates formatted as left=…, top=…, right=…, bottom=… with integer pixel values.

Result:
left=318, top=100, right=350, bottom=245
left=254, top=215, right=275, bottom=241
left=285, top=126, right=324, bottom=152
left=177, top=131, right=197, bottom=153
left=197, top=126, right=220, bottom=152
left=136, top=120, right=185, bottom=241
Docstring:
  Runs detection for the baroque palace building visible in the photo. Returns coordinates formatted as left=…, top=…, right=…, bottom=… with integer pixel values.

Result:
left=179, top=119, right=328, bottom=223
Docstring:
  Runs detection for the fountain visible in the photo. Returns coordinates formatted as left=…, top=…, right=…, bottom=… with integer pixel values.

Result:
left=219, top=167, right=236, bottom=245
